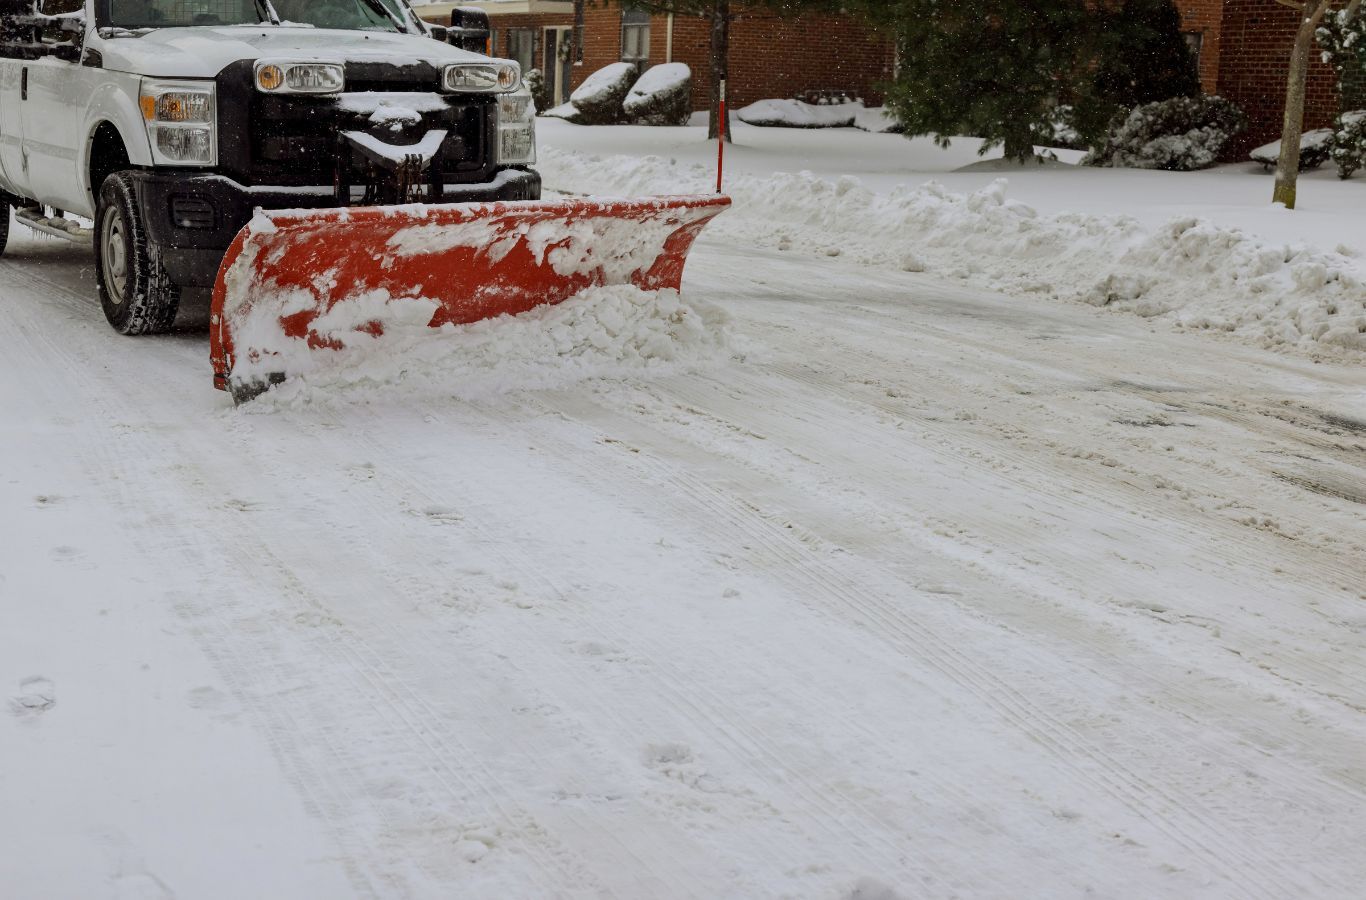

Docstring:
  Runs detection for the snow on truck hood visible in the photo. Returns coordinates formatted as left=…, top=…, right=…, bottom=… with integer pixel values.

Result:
left=97, top=26, right=492, bottom=79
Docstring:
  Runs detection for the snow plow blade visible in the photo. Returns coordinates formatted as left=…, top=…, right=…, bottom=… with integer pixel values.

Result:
left=210, top=194, right=731, bottom=402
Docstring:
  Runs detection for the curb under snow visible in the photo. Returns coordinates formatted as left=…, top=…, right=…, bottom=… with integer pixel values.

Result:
left=539, top=148, right=1366, bottom=356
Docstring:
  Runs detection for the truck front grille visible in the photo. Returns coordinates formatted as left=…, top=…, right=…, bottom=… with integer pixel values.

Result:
left=214, top=61, right=495, bottom=189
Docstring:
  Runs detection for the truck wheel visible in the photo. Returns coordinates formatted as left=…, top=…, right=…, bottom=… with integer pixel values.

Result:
left=0, top=199, right=9, bottom=256
left=94, top=172, right=180, bottom=334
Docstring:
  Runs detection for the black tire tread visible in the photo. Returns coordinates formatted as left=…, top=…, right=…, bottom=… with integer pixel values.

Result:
left=0, top=200, right=10, bottom=257
left=95, top=172, right=180, bottom=335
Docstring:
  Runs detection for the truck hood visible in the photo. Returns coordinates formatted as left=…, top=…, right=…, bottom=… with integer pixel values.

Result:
left=96, top=26, right=492, bottom=79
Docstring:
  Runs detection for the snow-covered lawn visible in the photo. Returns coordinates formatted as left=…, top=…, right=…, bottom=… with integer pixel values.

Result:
left=2, top=119, right=1365, bottom=899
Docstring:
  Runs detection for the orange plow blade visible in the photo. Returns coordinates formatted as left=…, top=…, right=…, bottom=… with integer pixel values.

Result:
left=210, top=194, right=731, bottom=401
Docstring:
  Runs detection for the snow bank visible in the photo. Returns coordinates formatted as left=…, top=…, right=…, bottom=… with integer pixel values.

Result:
left=736, top=99, right=860, bottom=129
left=539, top=148, right=1366, bottom=355
left=244, top=285, right=735, bottom=408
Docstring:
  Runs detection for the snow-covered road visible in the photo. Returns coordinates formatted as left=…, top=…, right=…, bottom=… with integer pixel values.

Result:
left=2, top=223, right=1364, bottom=899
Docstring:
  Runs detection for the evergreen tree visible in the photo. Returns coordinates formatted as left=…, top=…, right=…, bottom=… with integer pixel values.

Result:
left=850, top=1, right=1100, bottom=163
left=1074, top=0, right=1201, bottom=142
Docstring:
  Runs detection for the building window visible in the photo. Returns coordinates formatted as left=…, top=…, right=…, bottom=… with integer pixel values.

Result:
left=508, top=28, right=537, bottom=73
left=1183, top=31, right=1204, bottom=60
left=622, top=8, right=650, bottom=64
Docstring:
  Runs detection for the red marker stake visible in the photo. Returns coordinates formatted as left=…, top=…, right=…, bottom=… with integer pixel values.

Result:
left=716, top=79, right=727, bottom=194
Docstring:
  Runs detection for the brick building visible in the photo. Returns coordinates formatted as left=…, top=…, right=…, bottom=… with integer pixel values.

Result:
left=411, top=1, right=896, bottom=112
left=411, top=1, right=1362, bottom=159
left=1177, top=1, right=1364, bottom=155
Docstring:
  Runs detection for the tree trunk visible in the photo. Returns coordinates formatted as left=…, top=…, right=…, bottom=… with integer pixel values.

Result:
left=1273, top=0, right=1333, bottom=209
left=1003, top=127, right=1035, bottom=164
left=708, top=0, right=731, bottom=142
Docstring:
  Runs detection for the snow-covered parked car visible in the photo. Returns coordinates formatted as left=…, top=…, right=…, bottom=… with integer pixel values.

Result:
left=0, top=0, right=538, bottom=333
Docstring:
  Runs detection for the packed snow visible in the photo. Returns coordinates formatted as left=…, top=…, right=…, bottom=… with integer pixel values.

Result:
left=247, top=285, right=733, bottom=408
left=4, top=112, right=1366, bottom=900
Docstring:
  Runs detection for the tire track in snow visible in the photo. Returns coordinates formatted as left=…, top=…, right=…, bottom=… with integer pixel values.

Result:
left=700, top=280, right=1366, bottom=707
left=335, top=408, right=947, bottom=896
left=641, top=365, right=1366, bottom=804
left=0, top=264, right=604, bottom=897
left=719, top=359, right=1366, bottom=711
left=515, top=388, right=1319, bottom=900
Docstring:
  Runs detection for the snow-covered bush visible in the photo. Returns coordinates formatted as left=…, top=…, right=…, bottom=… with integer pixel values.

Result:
left=1331, top=111, right=1366, bottom=179
left=737, top=99, right=860, bottom=129
left=568, top=62, right=637, bottom=125
left=541, top=101, right=585, bottom=124
left=1249, top=127, right=1336, bottom=171
left=1035, top=105, right=1086, bottom=150
left=524, top=68, right=549, bottom=117
left=851, top=106, right=904, bottom=134
left=1086, top=96, right=1247, bottom=171
left=623, top=63, right=692, bottom=126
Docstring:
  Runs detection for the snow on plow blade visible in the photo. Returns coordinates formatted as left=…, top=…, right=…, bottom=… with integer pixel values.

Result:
left=210, top=194, right=731, bottom=402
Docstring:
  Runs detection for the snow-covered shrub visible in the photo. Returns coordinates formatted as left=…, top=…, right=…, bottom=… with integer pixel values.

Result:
left=1035, top=105, right=1086, bottom=150
left=737, top=99, right=859, bottom=128
left=1331, top=111, right=1366, bottom=179
left=1249, top=127, right=1336, bottom=171
left=568, top=62, right=637, bottom=125
left=524, top=68, right=549, bottom=116
left=1086, top=96, right=1248, bottom=171
left=623, top=63, right=692, bottom=126
left=541, top=101, right=585, bottom=124
left=851, top=106, right=904, bottom=134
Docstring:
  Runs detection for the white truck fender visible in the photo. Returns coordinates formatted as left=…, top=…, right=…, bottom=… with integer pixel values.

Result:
left=80, top=77, right=153, bottom=204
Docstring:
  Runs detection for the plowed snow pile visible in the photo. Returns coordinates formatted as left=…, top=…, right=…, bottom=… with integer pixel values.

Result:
left=540, top=148, right=1366, bottom=355
left=248, top=285, right=734, bottom=409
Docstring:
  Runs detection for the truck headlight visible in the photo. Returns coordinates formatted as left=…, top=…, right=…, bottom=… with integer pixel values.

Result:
left=495, top=89, right=535, bottom=165
left=255, top=62, right=345, bottom=94
left=444, top=62, right=520, bottom=93
left=140, top=80, right=216, bottom=166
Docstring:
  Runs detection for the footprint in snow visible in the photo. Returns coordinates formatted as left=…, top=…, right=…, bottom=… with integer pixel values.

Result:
left=10, top=676, right=56, bottom=720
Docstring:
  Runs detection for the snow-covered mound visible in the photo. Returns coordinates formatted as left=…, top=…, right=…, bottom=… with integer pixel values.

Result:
left=539, top=148, right=1366, bottom=355
left=247, top=285, right=735, bottom=408
left=737, top=99, right=860, bottom=129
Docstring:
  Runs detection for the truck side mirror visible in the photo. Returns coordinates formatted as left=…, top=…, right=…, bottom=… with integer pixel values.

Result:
left=448, top=8, right=489, bottom=54
left=427, top=24, right=447, bottom=43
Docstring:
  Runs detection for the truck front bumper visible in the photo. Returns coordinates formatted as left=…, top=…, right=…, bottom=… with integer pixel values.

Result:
left=128, top=168, right=542, bottom=289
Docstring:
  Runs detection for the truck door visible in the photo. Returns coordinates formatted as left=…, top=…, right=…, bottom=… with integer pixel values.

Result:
left=20, top=0, right=90, bottom=213
left=0, top=8, right=32, bottom=196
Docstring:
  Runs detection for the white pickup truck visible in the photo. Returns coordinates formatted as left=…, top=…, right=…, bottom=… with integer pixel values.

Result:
left=0, top=0, right=538, bottom=333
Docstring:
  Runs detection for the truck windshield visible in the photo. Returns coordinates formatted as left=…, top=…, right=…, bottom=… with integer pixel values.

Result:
left=105, top=0, right=408, bottom=32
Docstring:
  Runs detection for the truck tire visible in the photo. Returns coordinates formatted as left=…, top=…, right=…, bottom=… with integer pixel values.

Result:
left=94, top=172, right=180, bottom=334
left=0, top=199, right=9, bottom=257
